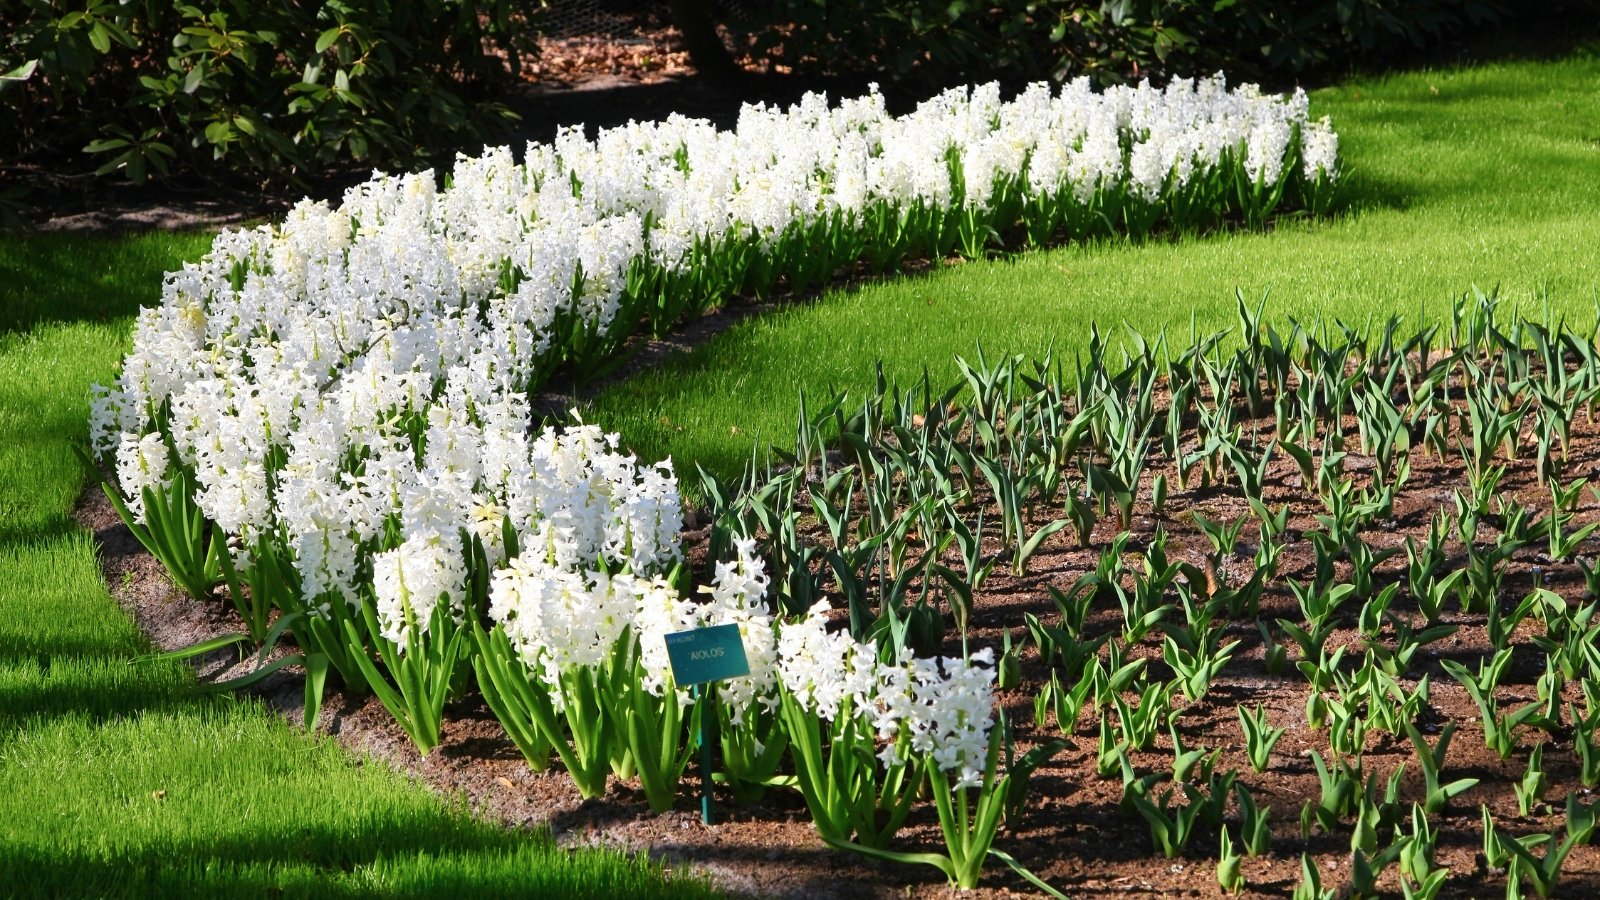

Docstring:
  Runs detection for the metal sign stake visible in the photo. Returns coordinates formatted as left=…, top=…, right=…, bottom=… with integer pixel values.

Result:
left=698, top=683, right=717, bottom=825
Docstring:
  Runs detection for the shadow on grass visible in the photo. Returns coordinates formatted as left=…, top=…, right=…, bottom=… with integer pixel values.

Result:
left=0, top=515, right=85, bottom=552
left=0, top=632, right=137, bottom=666
left=0, top=818, right=712, bottom=900
left=1331, top=169, right=1415, bottom=217
left=0, top=668, right=196, bottom=733
left=0, top=232, right=208, bottom=336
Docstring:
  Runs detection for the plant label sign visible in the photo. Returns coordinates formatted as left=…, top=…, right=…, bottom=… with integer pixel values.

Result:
left=664, top=623, right=750, bottom=686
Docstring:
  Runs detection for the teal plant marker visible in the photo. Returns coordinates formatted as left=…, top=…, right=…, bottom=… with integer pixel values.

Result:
left=665, top=624, right=751, bottom=685
left=665, top=623, right=750, bottom=824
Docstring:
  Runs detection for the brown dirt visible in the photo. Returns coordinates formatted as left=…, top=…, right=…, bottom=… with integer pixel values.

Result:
left=524, top=7, right=696, bottom=86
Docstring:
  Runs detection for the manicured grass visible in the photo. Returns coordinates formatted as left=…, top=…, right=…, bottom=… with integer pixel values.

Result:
left=0, top=239, right=715, bottom=899
left=0, top=231, right=215, bottom=334
left=586, top=53, right=1600, bottom=481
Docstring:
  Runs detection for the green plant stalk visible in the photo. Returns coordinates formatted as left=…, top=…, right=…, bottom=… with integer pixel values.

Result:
left=98, top=464, right=223, bottom=602
left=343, top=599, right=464, bottom=755
left=717, top=701, right=791, bottom=803
left=1217, top=827, right=1243, bottom=894
left=212, top=529, right=271, bottom=642
left=1128, top=786, right=1206, bottom=858
left=1403, top=722, right=1478, bottom=814
left=828, top=728, right=1065, bottom=893
left=1515, top=742, right=1547, bottom=816
left=1238, top=703, right=1286, bottom=773
left=1499, top=824, right=1579, bottom=898
left=470, top=621, right=560, bottom=775
left=1234, top=782, right=1271, bottom=856
left=612, top=638, right=697, bottom=814
left=780, top=689, right=918, bottom=849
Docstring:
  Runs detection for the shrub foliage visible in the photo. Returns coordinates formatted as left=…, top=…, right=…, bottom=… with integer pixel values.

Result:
left=1, top=0, right=535, bottom=185
left=741, top=0, right=1503, bottom=88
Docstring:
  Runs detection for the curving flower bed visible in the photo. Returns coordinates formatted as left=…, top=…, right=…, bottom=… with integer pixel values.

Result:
left=88, top=76, right=1338, bottom=890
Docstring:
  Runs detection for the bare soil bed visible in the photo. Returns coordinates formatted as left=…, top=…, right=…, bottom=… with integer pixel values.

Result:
left=949, top=425, right=1600, bottom=898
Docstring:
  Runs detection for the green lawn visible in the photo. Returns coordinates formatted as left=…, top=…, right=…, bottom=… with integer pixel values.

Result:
left=587, top=53, right=1600, bottom=480
left=0, top=236, right=715, bottom=899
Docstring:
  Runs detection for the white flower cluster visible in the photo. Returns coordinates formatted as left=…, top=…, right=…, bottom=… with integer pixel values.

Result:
left=903, top=649, right=997, bottom=788
left=371, top=531, right=468, bottom=651
left=113, top=431, right=171, bottom=521
left=698, top=537, right=778, bottom=721
left=489, top=561, right=675, bottom=692
left=528, top=75, right=1334, bottom=246
left=780, top=601, right=998, bottom=789
left=91, top=77, right=1334, bottom=472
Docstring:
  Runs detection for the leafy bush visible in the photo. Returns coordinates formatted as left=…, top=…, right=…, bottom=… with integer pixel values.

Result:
left=738, top=0, right=1504, bottom=88
left=1, top=0, right=536, bottom=185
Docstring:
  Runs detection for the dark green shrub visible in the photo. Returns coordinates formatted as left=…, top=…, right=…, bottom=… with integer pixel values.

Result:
left=1, top=0, right=538, bottom=185
left=739, top=0, right=1504, bottom=88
